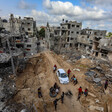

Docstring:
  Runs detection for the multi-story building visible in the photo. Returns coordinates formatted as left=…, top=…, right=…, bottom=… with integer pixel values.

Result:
left=21, top=17, right=36, bottom=36
left=95, top=37, right=112, bottom=61
left=45, top=20, right=82, bottom=53
left=45, top=20, right=110, bottom=59
left=77, top=28, right=107, bottom=55
left=0, top=14, right=38, bottom=57
left=1, top=15, right=36, bottom=36
left=61, top=20, right=82, bottom=48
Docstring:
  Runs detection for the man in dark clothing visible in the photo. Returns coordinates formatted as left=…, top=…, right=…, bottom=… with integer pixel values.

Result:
left=61, top=92, right=64, bottom=103
left=53, top=99, right=58, bottom=110
left=73, top=78, right=78, bottom=85
left=54, top=83, right=58, bottom=89
left=38, top=87, right=42, bottom=98
left=104, top=80, right=108, bottom=90
left=77, top=86, right=83, bottom=100
left=84, top=88, right=88, bottom=97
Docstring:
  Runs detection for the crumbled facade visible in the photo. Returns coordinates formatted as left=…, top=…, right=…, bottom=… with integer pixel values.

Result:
left=45, top=20, right=112, bottom=60
left=0, top=14, right=38, bottom=57
left=77, top=28, right=107, bottom=55
left=1, top=14, right=36, bottom=36
left=45, top=20, right=82, bottom=53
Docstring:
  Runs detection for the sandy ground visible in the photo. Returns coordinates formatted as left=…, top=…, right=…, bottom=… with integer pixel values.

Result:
left=13, top=51, right=112, bottom=112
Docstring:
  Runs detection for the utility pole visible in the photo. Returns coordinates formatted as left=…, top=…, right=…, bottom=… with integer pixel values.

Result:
left=7, top=37, right=16, bottom=76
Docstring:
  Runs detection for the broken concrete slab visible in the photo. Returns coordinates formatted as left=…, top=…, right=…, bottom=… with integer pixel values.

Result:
left=88, top=92, right=96, bottom=98
left=20, top=109, right=27, bottom=112
left=95, top=99, right=100, bottom=103
left=85, top=71, right=96, bottom=77
left=73, top=68, right=80, bottom=72
left=0, top=78, right=2, bottom=82
left=95, top=106, right=104, bottom=112
left=93, top=78, right=101, bottom=83
left=89, top=105, right=104, bottom=112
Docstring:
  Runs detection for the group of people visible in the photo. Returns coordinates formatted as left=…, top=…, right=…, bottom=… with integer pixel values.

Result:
left=53, top=92, right=64, bottom=110
left=71, top=75, right=78, bottom=85
left=50, top=83, right=60, bottom=98
left=54, top=83, right=60, bottom=94
left=77, top=87, right=88, bottom=100
left=52, top=64, right=109, bottom=110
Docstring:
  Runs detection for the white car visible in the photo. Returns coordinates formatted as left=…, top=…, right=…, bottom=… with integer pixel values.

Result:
left=56, top=69, right=69, bottom=84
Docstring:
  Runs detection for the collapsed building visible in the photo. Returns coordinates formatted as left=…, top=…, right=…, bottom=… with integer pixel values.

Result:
left=77, top=28, right=107, bottom=56
left=0, top=13, right=39, bottom=77
left=0, top=14, right=39, bottom=111
left=0, top=14, right=38, bottom=56
left=45, top=20, right=112, bottom=61
left=45, top=20, right=82, bottom=53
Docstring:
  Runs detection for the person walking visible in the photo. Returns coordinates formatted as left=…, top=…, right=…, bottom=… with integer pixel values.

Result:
left=61, top=92, right=64, bottom=103
left=53, top=99, right=58, bottom=111
left=67, top=69, right=71, bottom=77
left=77, top=86, right=83, bottom=100
left=53, top=64, right=57, bottom=72
left=71, top=75, right=75, bottom=82
left=73, top=78, right=78, bottom=85
left=84, top=88, right=88, bottom=97
left=38, top=87, right=42, bottom=98
left=104, top=80, right=108, bottom=90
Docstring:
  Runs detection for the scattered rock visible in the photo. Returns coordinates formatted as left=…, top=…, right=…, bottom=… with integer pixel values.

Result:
left=88, top=92, right=96, bottom=98
left=95, top=99, right=100, bottom=103
left=73, top=68, right=80, bottom=72
left=89, top=105, right=104, bottom=112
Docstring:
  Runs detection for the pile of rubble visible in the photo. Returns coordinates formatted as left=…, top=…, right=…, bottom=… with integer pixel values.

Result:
left=0, top=58, right=28, bottom=111
left=0, top=53, right=11, bottom=63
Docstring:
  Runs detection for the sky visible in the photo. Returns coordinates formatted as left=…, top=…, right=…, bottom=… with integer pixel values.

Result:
left=0, top=0, right=112, bottom=32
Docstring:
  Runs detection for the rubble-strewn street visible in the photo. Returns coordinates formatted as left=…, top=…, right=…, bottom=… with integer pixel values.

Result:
left=0, top=50, right=111, bottom=112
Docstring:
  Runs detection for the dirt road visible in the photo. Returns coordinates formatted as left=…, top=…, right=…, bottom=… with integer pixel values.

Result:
left=13, top=51, right=86, bottom=112
left=13, top=51, right=112, bottom=112
left=44, top=51, right=84, bottom=112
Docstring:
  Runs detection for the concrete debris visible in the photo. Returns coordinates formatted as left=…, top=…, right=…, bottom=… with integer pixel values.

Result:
left=89, top=105, right=104, bottom=112
left=64, top=90, right=73, bottom=98
left=81, top=55, right=86, bottom=59
left=67, top=60, right=72, bottom=63
left=20, top=109, right=27, bottom=112
left=95, top=107, right=104, bottom=112
left=0, top=78, right=2, bottom=82
left=95, top=99, right=100, bottom=103
left=85, top=71, right=96, bottom=77
left=0, top=53, right=11, bottom=63
left=73, top=68, right=80, bottom=72
left=75, top=56, right=81, bottom=60
left=0, top=67, right=13, bottom=76
left=93, top=78, right=101, bottom=83
left=88, top=92, right=96, bottom=98
left=110, top=69, right=112, bottom=71
left=62, top=56, right=65, bottom=59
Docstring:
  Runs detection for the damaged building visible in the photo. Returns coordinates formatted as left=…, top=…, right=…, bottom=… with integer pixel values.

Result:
left=45, top=20, right=111, bottom=60
left=45, top=20, right=82, bottom=53
left=77, top=28, right=107, bottom=56
left=0, top=14, right=38, bottom=56
left=21, top=17, right=36, bottom=36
